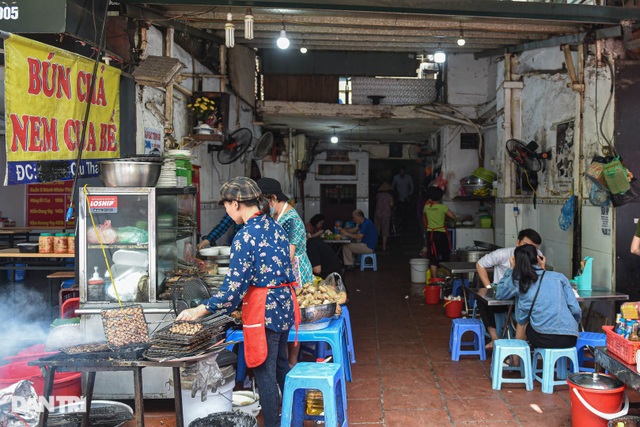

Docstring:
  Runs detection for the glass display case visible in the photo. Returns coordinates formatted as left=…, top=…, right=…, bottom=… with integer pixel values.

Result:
left=78, top=186, right=197, bottom=307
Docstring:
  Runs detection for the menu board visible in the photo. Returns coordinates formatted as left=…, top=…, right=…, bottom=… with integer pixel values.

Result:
left=26, top=181, right=75, bottom=227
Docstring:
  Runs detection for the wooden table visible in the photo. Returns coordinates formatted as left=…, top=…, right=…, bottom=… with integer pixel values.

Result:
left=30, top=354, right=203, bottom=427
left=0, top=227, right=63, bottom=248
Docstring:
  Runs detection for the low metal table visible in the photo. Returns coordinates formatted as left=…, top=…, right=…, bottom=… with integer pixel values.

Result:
left=594, top=347, right=640, bottom=393
left=30, top=354, right=205, bottom=427
left=440, top=262, right=491, bottom=315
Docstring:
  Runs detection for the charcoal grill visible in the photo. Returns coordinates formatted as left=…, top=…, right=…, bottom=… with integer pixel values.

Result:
left=47, top=402, right=134, bottom=426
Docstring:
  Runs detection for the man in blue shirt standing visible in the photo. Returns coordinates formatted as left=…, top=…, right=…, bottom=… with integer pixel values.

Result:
left=338, top=209, right=378, bottom=270
left=197, top=213, right=243, bottom=250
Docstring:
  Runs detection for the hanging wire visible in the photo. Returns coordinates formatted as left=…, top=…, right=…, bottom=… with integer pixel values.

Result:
left=64, top=0, right=110, bottom=232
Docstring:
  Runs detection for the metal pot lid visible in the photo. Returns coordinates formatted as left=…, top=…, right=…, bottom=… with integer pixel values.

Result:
left=567, top=372, right=624, bottom=389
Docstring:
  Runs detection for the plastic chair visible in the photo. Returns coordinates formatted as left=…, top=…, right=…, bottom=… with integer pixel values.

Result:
left=280, top=362, right=348, bottom=427
left=316, top=305, right=356, bottom=364
left=449, top=318, right=486, bottom=361
left=576, top=332, right=606, bottom=372
left=60, top=297, right=80, bottom=319
left=490, top=339, right=533, bottom=391
left=360, top=253, right=377, bottom=271
left=532, top=347, right=579, bottom=394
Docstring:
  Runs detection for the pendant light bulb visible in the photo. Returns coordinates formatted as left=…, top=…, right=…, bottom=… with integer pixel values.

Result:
left=225, top=13, right=235, bottom=48
left=434, top=49, right=446, bottom=64
left=300, top=46, right=308, bottom=54
left=330, top=128, right=338, bottom=144
left=244, top=8, right=254, bottom=40
left=457, top=29, right=465, bottom=46
left=277, top=28, right=290, bottom=49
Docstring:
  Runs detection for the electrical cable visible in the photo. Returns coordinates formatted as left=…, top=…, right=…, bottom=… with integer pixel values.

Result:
left=64, top=0, right=110, bottom=232
left=598, top=59, right=615, bottom=152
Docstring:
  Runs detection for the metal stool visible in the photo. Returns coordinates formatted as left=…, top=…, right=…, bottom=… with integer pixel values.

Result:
left=490, top=339, right=533, bottom=391
left=576, top=332, right=606, bottom=372
left=449, top=318, right=486, bottom=361
left=280, top=362, right=348, bottom=427
left=532, top=347, right=579, bottom=394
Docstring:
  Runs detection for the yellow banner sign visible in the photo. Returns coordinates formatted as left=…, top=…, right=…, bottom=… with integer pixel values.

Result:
left=5, top=34, right=120, bottom=182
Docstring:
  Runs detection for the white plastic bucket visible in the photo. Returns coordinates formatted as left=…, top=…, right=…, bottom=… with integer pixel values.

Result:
left=409, top=258, right=429, bottom=283
left=182, top=379, right=235, bottom=426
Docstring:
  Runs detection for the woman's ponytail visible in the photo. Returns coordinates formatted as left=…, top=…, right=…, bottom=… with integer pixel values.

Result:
left=512, top=244, right=539, bottom=293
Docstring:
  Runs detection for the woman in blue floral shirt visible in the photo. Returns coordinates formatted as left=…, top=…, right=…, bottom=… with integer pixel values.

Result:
left=177, top=177, right=299, bottom=427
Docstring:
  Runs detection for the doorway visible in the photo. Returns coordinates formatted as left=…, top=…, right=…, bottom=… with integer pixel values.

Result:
left=369, top=159, right=425, bottom=236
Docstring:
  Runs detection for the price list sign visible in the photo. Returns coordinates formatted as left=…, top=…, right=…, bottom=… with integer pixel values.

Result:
left=27, top=181, right=75, bottom=228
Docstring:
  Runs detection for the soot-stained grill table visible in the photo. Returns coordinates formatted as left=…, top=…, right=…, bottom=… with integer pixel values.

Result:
left=29, top=354, right=203, bottom=427
left=594, top=347, right=640, bottom=393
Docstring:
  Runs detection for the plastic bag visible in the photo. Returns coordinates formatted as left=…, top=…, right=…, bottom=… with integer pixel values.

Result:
left=612, top=178, right=640, bottom=207
left=116, top=226, right=149, bottom=244
left=603, top=157, right=631, bottom=195
left=324, top=272, right=346, bottom=295
left=589, top=182, right=611, bottom=207
left=559, top=195, right=575, bottom=231
left=191, top=354, right=224, bottom=402
left=432, top=172, right=448, bottom=191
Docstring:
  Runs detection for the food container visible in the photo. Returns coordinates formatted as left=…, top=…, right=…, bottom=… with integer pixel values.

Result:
left=199, top=247, right=220, bottom=257
left=300, top=302, right=337, bottom=323
left=217, top=267, right=229, bottom=275
left=39, top=233, right=54, bottom=253
left=99, top=160, right=162, bottom=187
left=216, top=246, right=231, bottom=256
left=54, top=233, right=68, bottom=254
left=17, top=243, right=39, bottom=253
left=462, top=175, right=491, bottom=194
left=67, top=233, right=75, bottom=253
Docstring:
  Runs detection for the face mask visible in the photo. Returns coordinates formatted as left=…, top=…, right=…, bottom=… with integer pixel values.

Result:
left=270, top=205, right=276, bottom=217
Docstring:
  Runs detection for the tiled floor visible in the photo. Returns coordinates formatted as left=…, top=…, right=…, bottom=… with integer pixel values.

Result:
left=117, top=234, right=639, bottom=426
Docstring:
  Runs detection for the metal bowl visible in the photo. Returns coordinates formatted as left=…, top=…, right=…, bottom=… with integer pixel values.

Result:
left=99, top=161, right=162, bottom=187
left=300, top=302, right=337, bottom=323
left=462, top=175, right=490, bottom=193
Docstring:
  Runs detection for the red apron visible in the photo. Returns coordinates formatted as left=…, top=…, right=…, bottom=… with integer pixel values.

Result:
left=424, top=202, right=452, bottom=258
left=241, top=282, right=301, bottom=368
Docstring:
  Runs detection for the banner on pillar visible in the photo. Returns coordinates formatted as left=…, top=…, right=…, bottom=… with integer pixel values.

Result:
left=4, top=33, right=121, bottom=185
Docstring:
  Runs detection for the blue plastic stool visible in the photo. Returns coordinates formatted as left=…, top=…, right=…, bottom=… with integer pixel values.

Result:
left=452, top=279, right=469, bottom=297
left=449, top=318, right=486, bottom=361
left=360, top=253, right=377, bottom=271
left=490, top=339, right=533, bottom=391
left=317, top=305, right=356, bottom=364
left=532, top=347, right=579, bottom=394
left=576, top=332, right=606, bottom=372
left=280, top=362, right=348, bottom=427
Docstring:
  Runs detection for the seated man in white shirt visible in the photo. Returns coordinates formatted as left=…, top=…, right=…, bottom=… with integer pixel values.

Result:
left=476, top=228, right=544, bottom=350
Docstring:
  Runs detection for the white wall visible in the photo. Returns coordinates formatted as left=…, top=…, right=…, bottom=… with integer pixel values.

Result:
left=140, top=27, right=256, bottom=239
left=492, top=46, right=614, bottom=288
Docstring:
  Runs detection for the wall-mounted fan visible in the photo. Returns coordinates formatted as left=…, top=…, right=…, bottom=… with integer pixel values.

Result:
left=252, top=132, right=274, bottom=160
left=217, top=128, right=253, bottom=164
left=505, top=139, right=552, bottom=173
left=171, top=277, right=211, bottom=315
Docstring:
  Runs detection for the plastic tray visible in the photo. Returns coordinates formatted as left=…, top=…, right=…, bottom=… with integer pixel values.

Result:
left=603, top=325, right=640, bottom=364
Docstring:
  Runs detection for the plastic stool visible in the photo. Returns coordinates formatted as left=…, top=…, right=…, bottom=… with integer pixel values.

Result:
left=490, top=339, right=533, bottom=391
left=532, top=347, right=579, bottom=394
left=449, top=318, right=486, bottom=361
left=317, top=305, right=356, bottom=364
left=360, top=253, right=377, bottom=271
left=576, top=332, right=606, bottom=372
left=452, top=279, right=469, bottom=297
left=281, top=362, right=348, bottom=427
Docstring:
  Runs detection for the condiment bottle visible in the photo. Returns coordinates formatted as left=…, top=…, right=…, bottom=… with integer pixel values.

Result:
left=630, top=323, right=640, bottom=342
left=306, top=358, right=326, bottom=416
left=87, top=266, right=105, bottom=300
left=39, top=233, right=54, bottom=254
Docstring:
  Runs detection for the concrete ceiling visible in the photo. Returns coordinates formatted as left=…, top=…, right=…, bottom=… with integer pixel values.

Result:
left=120, top=0, right=640, bottom=144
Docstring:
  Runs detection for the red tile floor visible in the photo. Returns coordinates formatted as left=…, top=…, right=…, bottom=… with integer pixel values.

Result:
left=124, top=237, right=640, bottom=426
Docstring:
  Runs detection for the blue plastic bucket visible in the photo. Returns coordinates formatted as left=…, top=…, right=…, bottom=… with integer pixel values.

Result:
left=7, top=264, right=27, bottom=282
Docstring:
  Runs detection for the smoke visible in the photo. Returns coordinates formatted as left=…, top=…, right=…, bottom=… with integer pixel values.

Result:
left=0, top=283, right=56, bottom=357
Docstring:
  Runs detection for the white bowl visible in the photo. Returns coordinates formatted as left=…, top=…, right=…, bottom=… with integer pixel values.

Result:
left=200, top=247, right=220, bottom=256
left=218, top=267, right=229, bottom=275
left=215, top=246, right=231, bottom=256
left=232, top=391, right=261, bottom=417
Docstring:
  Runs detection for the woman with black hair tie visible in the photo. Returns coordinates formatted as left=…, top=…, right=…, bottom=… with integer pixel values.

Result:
left=495, top=244, right=581, bottom=349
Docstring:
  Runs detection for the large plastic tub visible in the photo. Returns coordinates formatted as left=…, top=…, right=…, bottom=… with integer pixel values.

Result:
left=3, top=344, right=59, bottom=363
left=0, top=361, right=81, bottom=398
